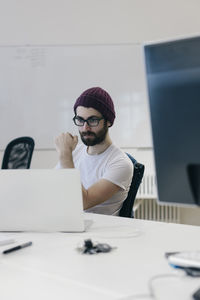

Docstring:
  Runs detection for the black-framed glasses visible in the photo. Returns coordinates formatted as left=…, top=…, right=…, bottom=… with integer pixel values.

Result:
left=73, top=116, right=104, bottom=127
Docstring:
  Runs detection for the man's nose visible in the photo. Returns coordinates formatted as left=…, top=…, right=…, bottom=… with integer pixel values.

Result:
left=82, top=121, right=91, bottom=130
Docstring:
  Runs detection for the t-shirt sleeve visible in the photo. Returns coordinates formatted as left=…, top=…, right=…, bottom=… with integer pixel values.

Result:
left=102, top=157, right=134, bottom=190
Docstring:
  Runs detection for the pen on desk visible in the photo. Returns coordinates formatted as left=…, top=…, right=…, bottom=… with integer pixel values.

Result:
left=3, top=241, right=33, bottom=254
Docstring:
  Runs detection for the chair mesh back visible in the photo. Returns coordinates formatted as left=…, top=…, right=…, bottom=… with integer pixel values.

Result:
left=119, top=153, right=145, bottom=218
left=1, top=137, right=35, bottom=169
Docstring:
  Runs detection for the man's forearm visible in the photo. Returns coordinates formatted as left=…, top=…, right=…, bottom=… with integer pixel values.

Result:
left=81, top=186, right=90, bottom=210
left=59, top=152, right=74, bottom=168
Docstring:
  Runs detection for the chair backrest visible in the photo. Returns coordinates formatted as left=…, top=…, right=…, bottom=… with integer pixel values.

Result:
left=119, top=153, right=145, bottom=218
left=1, top=137, right=35, bottom=169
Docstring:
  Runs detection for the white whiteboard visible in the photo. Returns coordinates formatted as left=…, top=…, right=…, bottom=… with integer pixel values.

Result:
left=0, top=44, right=152, bottom=149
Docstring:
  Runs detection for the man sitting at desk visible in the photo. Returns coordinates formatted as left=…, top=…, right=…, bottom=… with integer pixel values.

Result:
left=55, top=87, right=133, bottom=215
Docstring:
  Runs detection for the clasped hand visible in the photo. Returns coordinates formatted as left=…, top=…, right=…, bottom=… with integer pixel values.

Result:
left=55, top=132, right=78, bottom=159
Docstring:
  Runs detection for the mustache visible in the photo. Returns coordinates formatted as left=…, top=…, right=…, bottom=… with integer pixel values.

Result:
left=81, top=131, right=96, bottom=137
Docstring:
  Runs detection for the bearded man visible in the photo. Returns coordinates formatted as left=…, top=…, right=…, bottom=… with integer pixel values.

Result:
left=55, top=87, right=133, bottom=216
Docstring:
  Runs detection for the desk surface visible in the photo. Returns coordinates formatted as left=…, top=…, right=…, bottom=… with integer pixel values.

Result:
left=1, top=213, right=200, bottom=300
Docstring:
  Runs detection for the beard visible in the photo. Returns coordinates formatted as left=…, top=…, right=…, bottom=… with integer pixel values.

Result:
left=80, top=124, right=108, bottom=146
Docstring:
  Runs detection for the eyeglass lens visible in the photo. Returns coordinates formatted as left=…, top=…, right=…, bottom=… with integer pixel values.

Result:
left=73, top=116, right=103, bottom=127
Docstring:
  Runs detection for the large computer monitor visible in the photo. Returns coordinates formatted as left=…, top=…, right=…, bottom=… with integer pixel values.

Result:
left=144, top=36, right=200, bottom=206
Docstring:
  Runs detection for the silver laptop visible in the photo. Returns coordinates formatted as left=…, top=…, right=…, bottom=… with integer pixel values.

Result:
left=0, top=169, right=85, bottom=232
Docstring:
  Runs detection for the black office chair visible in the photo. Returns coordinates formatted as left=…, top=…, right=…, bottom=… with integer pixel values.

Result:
left=1, top=136, right=35, bottom=169
left=119, top=153, right=145, bottom=218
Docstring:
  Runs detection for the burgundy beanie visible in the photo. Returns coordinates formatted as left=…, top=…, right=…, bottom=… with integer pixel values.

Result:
left=74, top=87, right=116, bottom=126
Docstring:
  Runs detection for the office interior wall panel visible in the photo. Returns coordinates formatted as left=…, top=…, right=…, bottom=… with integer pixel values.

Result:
left=0, top=0, right=199, bottom=150
left=0, top=0, right=199, bottom=45
left=0, top=44, right=152, bottom=149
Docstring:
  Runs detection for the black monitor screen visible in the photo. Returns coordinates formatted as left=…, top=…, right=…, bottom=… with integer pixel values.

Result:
left=144, top=36, right=200, bottom=206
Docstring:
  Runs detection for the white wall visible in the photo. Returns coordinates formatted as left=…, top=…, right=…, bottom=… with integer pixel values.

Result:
left=0, top=0, right=199, bottom=45
left=1, top=0, right=200, bottom=224
left=1, top=0, right=199, bottom=167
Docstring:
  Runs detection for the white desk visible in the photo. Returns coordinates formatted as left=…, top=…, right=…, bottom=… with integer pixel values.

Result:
left=1, top=213, right=200, bottom=300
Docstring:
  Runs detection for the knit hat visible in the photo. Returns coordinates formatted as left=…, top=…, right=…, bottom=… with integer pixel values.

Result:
left=74, top=87, right=116, bottom=126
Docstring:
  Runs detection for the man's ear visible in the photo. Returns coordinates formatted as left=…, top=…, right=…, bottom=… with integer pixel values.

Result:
left=107, top=121, right=112, bottom=127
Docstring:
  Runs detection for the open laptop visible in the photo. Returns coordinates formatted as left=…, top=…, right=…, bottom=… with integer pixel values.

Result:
left=0, top=169, right=85, bottom=232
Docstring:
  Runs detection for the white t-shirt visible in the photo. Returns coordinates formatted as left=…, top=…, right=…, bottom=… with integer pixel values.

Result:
left=57, top=144, right=133, bottom=216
